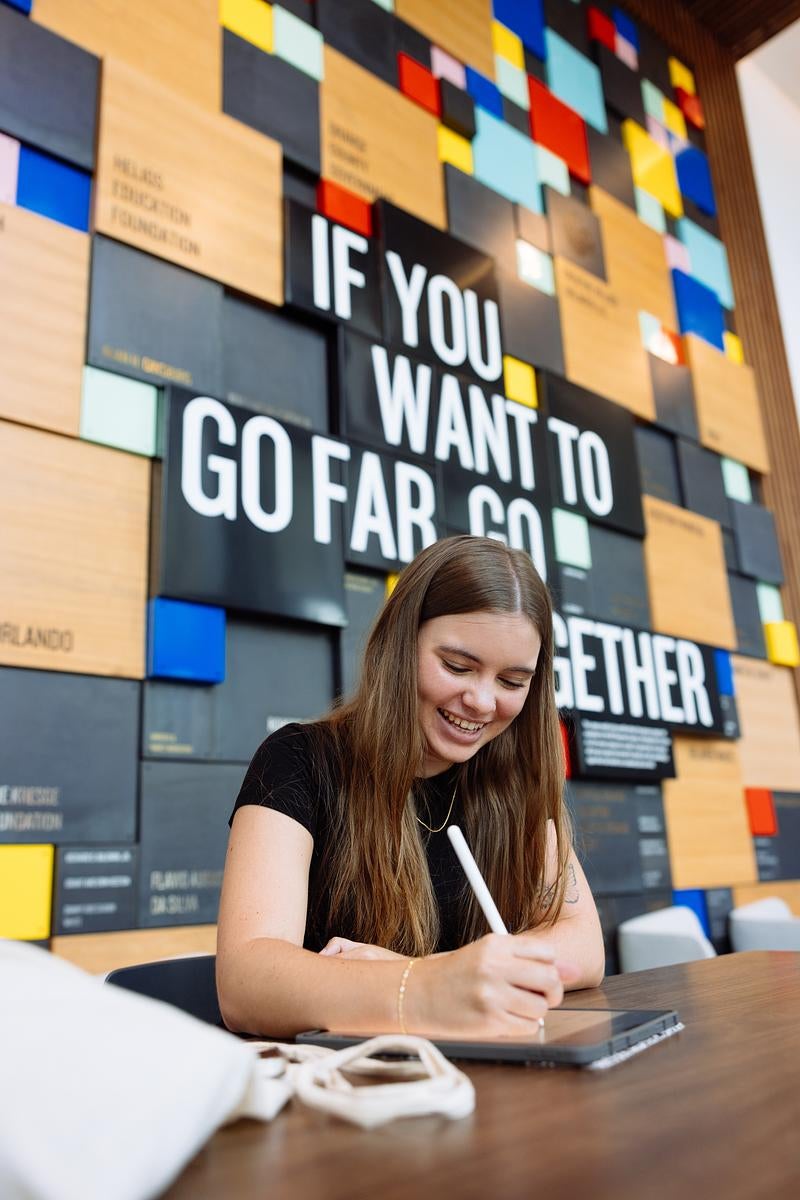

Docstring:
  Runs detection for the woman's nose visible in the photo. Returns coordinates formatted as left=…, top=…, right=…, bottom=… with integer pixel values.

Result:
left=461, top=678, right=496, bottom=716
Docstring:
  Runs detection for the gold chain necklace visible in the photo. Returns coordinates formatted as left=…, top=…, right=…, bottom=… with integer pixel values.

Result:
left=414, top=779, right=459, bottom=835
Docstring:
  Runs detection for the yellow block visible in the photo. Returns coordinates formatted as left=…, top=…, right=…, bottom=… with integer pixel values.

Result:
left=723, top=331, right=744, bottom=364
left=219, top=0, right=273, bottom=53
left=764, top=621, right=800, bottom=668
left=0, top=845, right=54, bottom=940
left=437, top=125, right=474, bottom=175
left=503, top=355, right=537, bottom=409
left=491, top=20, right=524, bottom=69
left=386, top=573, right=400, bottom=598
left=662, top=99, right=687, bottom=140
left=622, top=120, right=683, bottom=217
left=669, top=56, right=696, bottom=95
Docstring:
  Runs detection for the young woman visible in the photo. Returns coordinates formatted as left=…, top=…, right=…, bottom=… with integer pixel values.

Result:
left=217, top=536, right=604, bottom=1038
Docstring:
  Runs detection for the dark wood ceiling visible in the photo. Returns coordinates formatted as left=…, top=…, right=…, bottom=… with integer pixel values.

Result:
left=680, top=0, right=800, bottom=58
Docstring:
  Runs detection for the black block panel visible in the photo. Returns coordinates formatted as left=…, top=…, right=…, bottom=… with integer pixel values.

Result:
left=514, top=203, right=551, bottom=253
left=569, top=713, right=674, bottom=782
left=595, top=44, right=646, bottom=125
left=728, top=572, right=767, bottom=659
left=635, top=425, right=682, bottom=506
left=339, top=331, right=437, bottom=461
left=444, top=165, right=517, bottom=269
left=543, top=0, right=590, bottom=54
left=345, top=445, right=442, bottom=571
left=496, top=270, right=565, bottom=376
left=635, top=787, right=672, bottom=892
left=597, top=891, right=673, bottom=975
left=545, top=188, right=606, bottom=280
left=341, top=570, right=386, bottom=697
left=570, top=782, right=669, bottom=895
left=88, top=236, right=224, bottom=395
left=138, top=762, right=242, bottom=926
left=586, top=127, right=636, bottom=210
left=502, top=97, right=530, bottom=135
left=587, top=525, right=651, bottom=628
left=143, top=617, right=336, bottom=763
left=705, top=887, right=733, bottom=954
left=0, top=6, right=99, bottom=170
left=729, top=500, right=784, bottom=585
left=222, top=293, right=330, bottom=432
left=54, top=845, right=138, bottom=935
left=317, top=0, right=398, bottom=86
left=649, top=354, right=699, bottom=440
left=0, top=668, right=138, bottom=844
left=637, top=24, right=674, bottom=95
left=222, top=29, right=320, bottom=174
left=396, top=17, right=431, bottom=66
left=676, top=439, right=729, bottom=527
left=439, top=79, right=476, bottom=140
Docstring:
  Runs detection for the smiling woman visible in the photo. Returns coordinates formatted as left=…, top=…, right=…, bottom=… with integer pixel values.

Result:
left=216, top=536, right=604, bottom=1039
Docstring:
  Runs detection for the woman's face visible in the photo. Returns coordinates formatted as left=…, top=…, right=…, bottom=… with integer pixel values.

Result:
left=416, top=610, right=541, bottom=777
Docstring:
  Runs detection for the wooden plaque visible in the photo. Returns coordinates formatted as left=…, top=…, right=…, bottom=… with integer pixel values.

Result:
left=684, top=334, right=769, bottom=474
left=396, top=0, right=494, bottom=79
left=672, top=735, right=743, bottom=784
left=731, top=656, right=800, bottom=791
left=320, top=47, right=446, bottom=231
left=732, top=881, right=800, bottom=916
left=663, top=776, right=756, bottom=889
left=555, top=256, right=655, bottom=420
left=50, top=924, right=217, bottom=975
left=590, top=186, right=677, bottom=329
left=642, top=495, right=736, bottom=649
left=0, top=422, right=149, bottom=678
left=0, top=203, right=88, bottom=437
left=95, top=58, right=282, bottom=305
left=33, top=0, right=220, bottom=111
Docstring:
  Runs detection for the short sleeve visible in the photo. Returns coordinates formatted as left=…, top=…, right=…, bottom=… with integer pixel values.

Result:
left=229, top=723, right=320, bottom=839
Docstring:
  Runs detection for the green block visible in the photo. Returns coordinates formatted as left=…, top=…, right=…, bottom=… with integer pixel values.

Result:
left=553, top=508, right=592, bottom=569
left=641, top=80, right=665, bottom=123
left=634, top=186, right=666, bottom=233
left=495, top=57, right=530, bottom=109
left=756, top=582, right=784, bottom=625
left=80, top=366, right=159, bottom=457
left=721, top=457, right=752, bottom=503
left=369, top=0, right=394, bottom=10
left=273, top=5, right=324, bottom=80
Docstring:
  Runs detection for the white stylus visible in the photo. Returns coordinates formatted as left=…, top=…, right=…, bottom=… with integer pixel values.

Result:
left=446, top=825, right=508, bottom=935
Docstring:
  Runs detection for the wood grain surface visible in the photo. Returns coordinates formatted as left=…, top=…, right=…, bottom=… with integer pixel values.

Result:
left=663, top=776, right=757, bottom=888
left=731, top=655, right=800, bottom=790
left=684, top=334, right=770, bottom=473
left=95, top=58, right=282, bottom=305
left=396, top=0, right=495, bottom=79
left=161, top=954, right=800, bottom=1200
left=50, top=924, right=217, bottom=975
left=590, top=185, right=677, bottom=329
left=0, top=203, right=88, bottom=436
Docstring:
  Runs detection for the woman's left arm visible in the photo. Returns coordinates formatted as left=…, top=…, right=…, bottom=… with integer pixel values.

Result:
left=527, top=821, right=606, bottom=990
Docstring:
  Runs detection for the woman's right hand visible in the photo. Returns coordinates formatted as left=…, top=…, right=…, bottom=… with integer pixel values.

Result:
left=406, top=933, right=579, bottom=1037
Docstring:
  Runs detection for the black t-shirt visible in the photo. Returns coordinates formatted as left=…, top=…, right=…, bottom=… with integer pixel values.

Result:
left=230, top=722, right=470, bottom=952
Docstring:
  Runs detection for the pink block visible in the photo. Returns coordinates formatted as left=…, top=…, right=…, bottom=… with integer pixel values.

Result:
left=431, top=45, right=466, bottom=89
left=0, top=131, right=20, bottom=205
left=615, top=34, right=638, bottom=71
left=664, top=235, right=691, bottom=274
left=646, top=115, right=671, bottom=150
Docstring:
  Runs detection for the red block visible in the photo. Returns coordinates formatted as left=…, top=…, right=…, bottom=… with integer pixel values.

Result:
left=587, top=6, right=616, bottom=52
left=676, top=87, right=705, bottom=130
left=316, top=178, right=373, bottom=237
left=528, top=76, right=590, bottom=185
left=560, top=721, right=572, bottom=779
left=398, top=52, right=440, bottom=116
left=745, top=789, right=778, bottom=837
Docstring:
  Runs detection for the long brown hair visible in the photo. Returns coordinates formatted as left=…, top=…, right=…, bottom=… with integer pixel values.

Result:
left=316, top=535, right=569, bottom=956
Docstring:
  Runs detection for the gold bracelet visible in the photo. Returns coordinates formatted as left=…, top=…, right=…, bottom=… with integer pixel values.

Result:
left=397, top=957, right=417, bottom=1034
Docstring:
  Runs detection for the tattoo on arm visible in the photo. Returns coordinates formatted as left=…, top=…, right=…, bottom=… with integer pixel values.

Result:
left=564, top=862, right=579, bottom=904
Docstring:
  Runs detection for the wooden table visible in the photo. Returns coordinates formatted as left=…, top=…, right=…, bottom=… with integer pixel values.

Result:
left=165, top=953, right=800, bottom=1200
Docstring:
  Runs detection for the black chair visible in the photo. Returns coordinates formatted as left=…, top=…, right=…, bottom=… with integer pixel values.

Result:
left=105, top=954, right=224, bottom=1026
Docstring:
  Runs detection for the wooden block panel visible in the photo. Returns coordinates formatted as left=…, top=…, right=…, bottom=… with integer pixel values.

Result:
left=50, top=924, right=217, bottom=975
left=663, top=777, right=756, bottom=889
left=0, top=204, right=88, bottom=436
left=731, top=656, right=800, bottom=791
left=684, top=334, right=769, bottom=474
left=0, top=422, right=149, bottom=678
left=320, top=46, right=446, bottom=231
left=590, top=185, right=676, bottom=328
left=555, top=256, right=655, bottom=420
left=0, top=844, right=54, bottom=940
left=33, top=0, right=220, bottom=111
left=396, top=0, right=494, bottom=79
left=95, top=58, right=282, bottom=305
left=672, top=735, right=743, bottom=784
left=642, top=495, right=736, bottom=649
left=732, top=881, right=800, bottom=917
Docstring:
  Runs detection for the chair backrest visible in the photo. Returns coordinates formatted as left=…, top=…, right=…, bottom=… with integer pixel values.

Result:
left=729, top=898, right=800, bottom=952
left=617, top=905, right=717, bottom=973
left=105, top=954, right=223, bottom=1026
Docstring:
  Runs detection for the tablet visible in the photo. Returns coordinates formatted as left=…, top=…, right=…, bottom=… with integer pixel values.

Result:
left=296, top=1008, right=681, bottom=1066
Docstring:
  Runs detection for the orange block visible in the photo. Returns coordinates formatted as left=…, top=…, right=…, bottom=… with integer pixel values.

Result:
left=676, top=87, right=705, bottom=130
left=745, top=789, right=777, bottom=836
left=317, top=178, right=373, bottom=237
left=398, top=53, right=440, bottom=117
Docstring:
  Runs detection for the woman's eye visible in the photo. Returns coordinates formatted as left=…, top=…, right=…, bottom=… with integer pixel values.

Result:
left=500, top=678, right=526, bottom=690
left=443, top=660, right=469, bottom=674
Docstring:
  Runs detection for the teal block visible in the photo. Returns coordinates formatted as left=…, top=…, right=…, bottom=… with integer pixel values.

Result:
left=544, top=29, right=607, bottom=134
left=635, top=186, right=666, bottom=233
left=642, top=80, right=665, bottom=122
left=676, top=218, right=734, bottom=310
left=495, top=56, right=529, bottom=108
left=553, top=509, right=592, bottom=569
left=80, top=366, right=159, bottom=457
left=535, top=144, right=569, bottom=196
left=756, top=583, right=784, bottom=625
left=473, top=107, right=539, bottom=211
left=721, top=457, right=752, bottom=503
left=370, top=0, right=394, bottom=9
left=638, top=310, right=661, bottom=349
left=273, top=5, right=324, bottom=80
left=516, top=240, right=555, bottom=294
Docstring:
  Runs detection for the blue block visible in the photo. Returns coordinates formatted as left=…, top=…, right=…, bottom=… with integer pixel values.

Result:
left=676, top=218, right=734, bottom=310
left=672, top=889, right=710, bottom=938
left=492, top=0, right=545, bottom=60
left=473, top=106, right=540, bottom=211
left=2, top=0, right=32, bottom=12
left=675, top=144, right=717, bottom=217
left=714, top=649, right=735, bottom=697
left=147, top=598, right=226, bottom=684
left=544, top=30, right=607, bottom=134
left=671, top=269, right=726, bottom=351
left=15, top=145, right=91, bottom=231
left=465, top=66, right=503, bottom=118
left=613, top=7, right=639, bottom=50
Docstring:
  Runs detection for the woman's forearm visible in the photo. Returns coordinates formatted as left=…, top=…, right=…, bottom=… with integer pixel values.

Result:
left=527, top=913, right=606, bottom=990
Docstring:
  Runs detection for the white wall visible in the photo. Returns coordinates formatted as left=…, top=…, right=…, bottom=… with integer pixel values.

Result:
left=737, top=25, right=800, bottom=426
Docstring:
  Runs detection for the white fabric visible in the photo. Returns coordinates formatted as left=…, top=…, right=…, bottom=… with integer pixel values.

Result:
left=618, top=905, right=716, bottom=972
